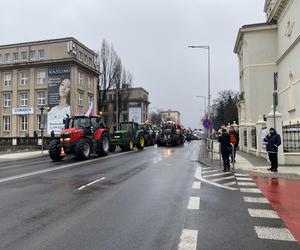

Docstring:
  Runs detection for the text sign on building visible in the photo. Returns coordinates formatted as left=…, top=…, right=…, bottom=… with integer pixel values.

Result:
left=47, top=65, right=71, bottom=135
left=12, top=107, right=34, bottom=115
left=129, top=107, right=142, bottom=124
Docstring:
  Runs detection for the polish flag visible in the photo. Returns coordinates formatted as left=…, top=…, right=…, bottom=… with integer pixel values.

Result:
left=85, top=102, right=93, bottom=118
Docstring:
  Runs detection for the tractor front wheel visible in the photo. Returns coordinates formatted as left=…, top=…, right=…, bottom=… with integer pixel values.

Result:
left=127, top=139, right=135, bottom=151
left=49, top=140, right=63, bottom=161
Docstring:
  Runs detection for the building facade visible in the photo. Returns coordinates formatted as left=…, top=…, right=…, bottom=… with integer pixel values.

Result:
left=234, top=0, right=300, bottom=164
left=0, top=37, right=99, bottom=137
left=160, top=110, right=181, bottom=124
left=101, top=87, right=150, bottom=129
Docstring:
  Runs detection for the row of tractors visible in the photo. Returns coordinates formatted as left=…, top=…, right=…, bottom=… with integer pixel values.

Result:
left=48, top=116, right=187, bottom=162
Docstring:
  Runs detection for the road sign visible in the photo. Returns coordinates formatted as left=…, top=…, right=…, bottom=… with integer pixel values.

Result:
left=203, top=119, right=211, bottom=129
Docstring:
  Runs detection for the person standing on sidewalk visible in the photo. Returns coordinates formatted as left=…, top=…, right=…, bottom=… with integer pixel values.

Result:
left=218, top=128, right=232, bottom=172
left=229, top=125, right=239, bottom=163
left=264, top=128, right=281, bottom=172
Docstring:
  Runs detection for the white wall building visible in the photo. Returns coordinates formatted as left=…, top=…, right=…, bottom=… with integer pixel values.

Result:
left=234, top=0, right=300, bottom=165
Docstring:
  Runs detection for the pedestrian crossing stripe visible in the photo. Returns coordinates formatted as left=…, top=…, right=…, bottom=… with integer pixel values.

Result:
left=255, top=226, right=296, bottom=241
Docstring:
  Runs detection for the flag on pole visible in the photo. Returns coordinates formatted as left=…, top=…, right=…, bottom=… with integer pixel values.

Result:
left=85, top=102, right=93, bottom=118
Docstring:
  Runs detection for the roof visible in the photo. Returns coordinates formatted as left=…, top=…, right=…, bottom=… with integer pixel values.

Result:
left=234, top=22, right=277, bottom=53
left=0, top=37, right=97, bottom=56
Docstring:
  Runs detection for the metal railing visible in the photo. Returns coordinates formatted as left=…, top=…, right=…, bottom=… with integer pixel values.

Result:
left=283, top=123, right=300, bottom=152
left=244, top=129, right=248, bottom=147
left=251, top=127, right=257, bottom=149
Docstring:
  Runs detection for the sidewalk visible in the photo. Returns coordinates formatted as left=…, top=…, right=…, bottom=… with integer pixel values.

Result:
left=0, top=150, right=48, bottom=162
left=199, top=144, right=300, bottom=179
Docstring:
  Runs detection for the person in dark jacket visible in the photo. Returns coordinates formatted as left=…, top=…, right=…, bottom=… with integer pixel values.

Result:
left=264, top=128, right=281, bottom=172
left=218, top=128, right=232, bottom=172
left=229, top=126, right=239, bottom=163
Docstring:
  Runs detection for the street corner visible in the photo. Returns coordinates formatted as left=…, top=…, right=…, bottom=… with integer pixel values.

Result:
left=251, top=175, right=300, bottom=244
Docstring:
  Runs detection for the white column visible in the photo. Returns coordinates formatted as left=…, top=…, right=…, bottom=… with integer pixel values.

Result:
left=256, top=115, right=266, bottom=157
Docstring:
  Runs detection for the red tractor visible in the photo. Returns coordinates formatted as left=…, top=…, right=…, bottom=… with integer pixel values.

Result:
left=48, top=116, right=110, bottom=161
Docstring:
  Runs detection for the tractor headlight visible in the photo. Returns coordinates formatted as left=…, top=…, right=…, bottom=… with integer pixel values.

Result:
left=114, top=135, right=121, bottom=139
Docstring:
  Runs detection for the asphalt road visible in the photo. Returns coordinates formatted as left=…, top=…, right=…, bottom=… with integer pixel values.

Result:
left=0, top=141, right=299, bottom=250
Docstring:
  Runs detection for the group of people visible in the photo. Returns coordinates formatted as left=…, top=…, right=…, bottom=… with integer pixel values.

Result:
left=218, top=126, right=281, bottom=173
left=218, top=126, right=239, bottom=172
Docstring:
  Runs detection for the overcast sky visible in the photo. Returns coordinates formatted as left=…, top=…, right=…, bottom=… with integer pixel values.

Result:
left=0, top=0, right=265, bottom=128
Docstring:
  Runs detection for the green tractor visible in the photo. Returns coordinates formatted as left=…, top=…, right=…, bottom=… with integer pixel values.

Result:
left=109, top=121, right=145, bottom=152
left=139, top=122, right=156, bottom=146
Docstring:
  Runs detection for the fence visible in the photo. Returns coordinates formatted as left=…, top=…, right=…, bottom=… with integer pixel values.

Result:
left=282, top=123, right=300, bottom=152
left=0, top=137, right=52, bottom=152
left=243, top=129, right=247, bottom=147
left=251, top=127, right=257, bottom=149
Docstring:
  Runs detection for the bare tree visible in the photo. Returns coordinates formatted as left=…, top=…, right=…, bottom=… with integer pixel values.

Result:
left=98, top=39, right=121, bottom=111
left=149, top=112, right=162, bottom=126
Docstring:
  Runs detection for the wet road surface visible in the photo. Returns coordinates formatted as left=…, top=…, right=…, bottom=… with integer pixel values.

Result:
left=0, top=141, right=299, bottom=249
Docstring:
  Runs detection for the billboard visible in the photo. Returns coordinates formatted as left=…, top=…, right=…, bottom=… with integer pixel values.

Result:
left=47, top=65, right=71, bottom=135
left=129, top=107, right=142, bottom=124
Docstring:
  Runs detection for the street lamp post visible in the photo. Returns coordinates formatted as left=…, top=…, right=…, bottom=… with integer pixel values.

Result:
left=188, top=45, right=211, bottom=137
left=196, top=95, right=207, bottom=117
left=39, top=105, right=46, bottom=155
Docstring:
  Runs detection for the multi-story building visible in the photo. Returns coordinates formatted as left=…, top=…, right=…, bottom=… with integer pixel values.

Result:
left=160, top=110, right=181, bottom=124
left=101, top=87, right=150, bottom=129
left=0, top=37, right=99, bottom=137
left=234, top=0, right=300, bottom=165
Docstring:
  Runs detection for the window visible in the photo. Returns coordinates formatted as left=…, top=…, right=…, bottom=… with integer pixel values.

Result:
left=88, top=77, right=92, bottom=89
left=3, top=93, right=11, bottom=107
left=0, top=54, right=3, bottom=64
left=88, top=95, right=93, bottom=106
left=78, top=72, right=83, bottom=85
left=20, top=92, right=28, bottom=106
left=29, top=50, right=36, bottom=61
left=37, top=71, right=46, bottom=84
left=4, top=53, right=10, bottom=63
left=84, top=54, right=88, bottom=63
left=21, top=51, right=27, bottom=62
left=37, top=92, right=46, bottom=105
left=4, top=73, right=12, bottom=86
left=89, top=57, right=92, bottom=66
left=38, top=49, right=45, bottom=60
left=3, top=116, right=11, bottom=132
left=12, top=52, right=18, bottom=62
left=20, top=72, right=28, bottom=85
left=78, top=92, right=83, bottom=106
left=79, top=52, right=83, bottom=61
left=19, top=115, right=28, bottom=131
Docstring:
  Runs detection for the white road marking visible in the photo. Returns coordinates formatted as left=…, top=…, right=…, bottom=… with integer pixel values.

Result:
left=209, top=176, right=235, bottom=182
left=196, top=176, right=237, bottom=191
left=240, top=188, right=262, bottom=193
left=201, top=169, right=220, bottom=174
left=202, top=172, right=232, bottom=178
left=237, top=182, right=256, bottom=186
left=223, top=181, right=237, bottom=187
left=236, top=177, right=253, bottom=181
left=255, top=226, right=296, bottom=241
left=0, top=150, right=141, bottom=184
left=187, top=197, right=200, bottom=210
left=195, top=167, right=202, bottom=179
left=248, top=209, right=280, bottom=219
left=192, top=181, right=201, bottom=189
left=78, top=177, right=107, bottom=191
left=234, top=173, right=249, bottom=177
left=178, top=229, right=198, bottom=250
left=243, top=197, right=269, bottom=204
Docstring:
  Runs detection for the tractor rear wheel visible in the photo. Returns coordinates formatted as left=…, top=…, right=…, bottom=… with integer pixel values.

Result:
left=49, top=140, right=63, bottom=161
left=136, top=135, right=145, bottom=150
left=96, top=133, right=110, bottom=156
left=75, top=138, right=91, bottom=160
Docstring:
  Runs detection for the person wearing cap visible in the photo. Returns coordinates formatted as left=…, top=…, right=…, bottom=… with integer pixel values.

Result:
left=218, top=128, right=232, bottom=172
left=264, top=128, right=281, bottom=172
